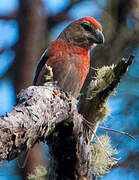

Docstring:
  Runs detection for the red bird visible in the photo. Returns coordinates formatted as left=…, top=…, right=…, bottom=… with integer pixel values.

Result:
left=33, top=17, right=104, bottom=97
left=19, top=17, right=104, bottom=168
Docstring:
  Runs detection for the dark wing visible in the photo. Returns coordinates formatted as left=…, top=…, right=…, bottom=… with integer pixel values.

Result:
left=33, top=49, right=49, bottom=85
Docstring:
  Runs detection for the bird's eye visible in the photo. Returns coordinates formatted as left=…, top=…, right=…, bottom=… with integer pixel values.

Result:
left=80, top=23, right=92, bottom=32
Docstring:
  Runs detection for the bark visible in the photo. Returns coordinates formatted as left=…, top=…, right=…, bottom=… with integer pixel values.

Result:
left=0, top=56, right=134, bottom=179
left=10, top=1, right=46, bottom=177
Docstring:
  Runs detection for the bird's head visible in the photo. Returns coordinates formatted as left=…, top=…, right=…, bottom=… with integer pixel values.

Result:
left=59, top=17, right=104, bottom=49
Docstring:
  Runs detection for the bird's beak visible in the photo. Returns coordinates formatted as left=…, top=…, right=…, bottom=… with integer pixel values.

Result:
left=87, top=30, right=105, bottom=45
left=95, top=30, right=105, bottom=44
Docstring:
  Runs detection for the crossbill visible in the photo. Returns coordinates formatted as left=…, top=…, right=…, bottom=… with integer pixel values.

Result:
left=33, top=17, right=104, bottom=97
left=18, top=17, right=104, bottom=168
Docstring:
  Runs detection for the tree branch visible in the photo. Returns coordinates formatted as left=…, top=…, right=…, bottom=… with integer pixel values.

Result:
left=0, top=56, right=135, bottom=179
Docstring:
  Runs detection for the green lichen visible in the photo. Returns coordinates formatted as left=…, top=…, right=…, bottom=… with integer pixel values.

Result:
left=96, top=64, right=115, bottom=84
left=91, top=135, right=118, bottom=177
left=44, top=64, right=53, bottom=82
left=27, top=166, right=47, bottom=180
left=87, top=64, right=115, bottom=99
left=97, top=102, right=111, bottom=122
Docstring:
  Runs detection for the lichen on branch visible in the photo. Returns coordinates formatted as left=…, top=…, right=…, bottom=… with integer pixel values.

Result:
left=0, top=56, right=135, bottom=180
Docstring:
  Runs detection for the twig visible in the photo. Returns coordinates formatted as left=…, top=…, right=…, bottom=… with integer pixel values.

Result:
left=99, top=126, right=136, bottom=140
left=84, top=120, right=119, bottom=161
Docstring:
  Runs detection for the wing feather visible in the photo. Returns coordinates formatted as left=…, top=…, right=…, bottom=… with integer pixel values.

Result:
left=33, top=49, right=49, bottom=85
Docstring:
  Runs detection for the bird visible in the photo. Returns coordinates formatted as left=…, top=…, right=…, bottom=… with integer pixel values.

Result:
left=33, top=17, right=104, bottom=97
left=18, top=17, right=104, bottom=168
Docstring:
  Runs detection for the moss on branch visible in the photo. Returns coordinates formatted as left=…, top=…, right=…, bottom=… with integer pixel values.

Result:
left=0, top=56, right=135, bottom=180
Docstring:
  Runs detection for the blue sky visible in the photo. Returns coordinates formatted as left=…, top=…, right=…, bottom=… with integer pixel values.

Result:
left=0, top=0, right=18, bottom=15
left=0, top=0, right=19, bottom=116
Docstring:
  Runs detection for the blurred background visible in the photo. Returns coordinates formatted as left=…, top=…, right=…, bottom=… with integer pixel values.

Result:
left=0, top=0, right=139, bottom=179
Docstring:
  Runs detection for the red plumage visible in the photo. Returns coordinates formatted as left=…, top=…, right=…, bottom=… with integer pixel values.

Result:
left=75, top=17, right=102, bottom=30
left=18, top=17, right=104, bottom=169
left=33, top=17, right=104, bottom=97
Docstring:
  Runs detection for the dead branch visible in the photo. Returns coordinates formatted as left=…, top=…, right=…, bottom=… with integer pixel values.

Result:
left=0, top=83, right=73, bottom=161
left=0, top=56, right=134, bottom=179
